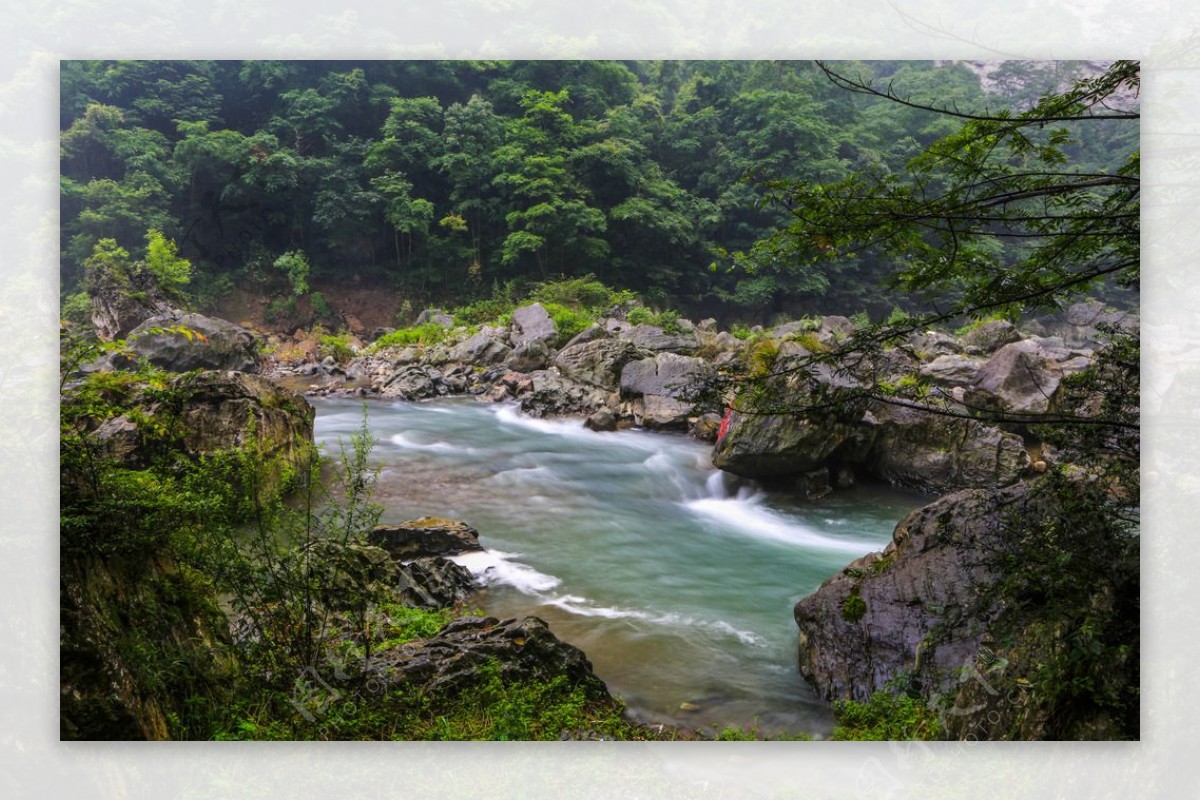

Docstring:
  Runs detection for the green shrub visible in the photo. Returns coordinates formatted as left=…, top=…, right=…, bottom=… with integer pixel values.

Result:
left=831, top=688, right=941, bottom=740
left=841, top=592, right=867, bottom=622
left=747, top=339, right=779, bottom=377
left=317, top=330, right=355, bottom=364
left=530, top=274, right=635, bottom=311
left=310, top=291, right=333, bottom=322
left=61, top=291, right=92, bottom=326
left=542, top=302, right=593, bottom=344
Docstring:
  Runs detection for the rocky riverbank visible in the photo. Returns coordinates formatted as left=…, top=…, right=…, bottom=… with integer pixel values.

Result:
left=67, top=275, right=1138, bottom=739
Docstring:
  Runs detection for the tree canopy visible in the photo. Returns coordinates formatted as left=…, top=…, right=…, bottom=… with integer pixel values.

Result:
left=59, top=59, right=1133, bottom=322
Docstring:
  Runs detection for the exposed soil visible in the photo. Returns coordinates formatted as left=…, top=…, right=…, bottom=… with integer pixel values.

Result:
left=208, top=277, right=412, bottom=338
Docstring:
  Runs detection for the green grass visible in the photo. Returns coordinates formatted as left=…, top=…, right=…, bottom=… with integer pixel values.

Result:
left=370, top=322, right=452, bottom=350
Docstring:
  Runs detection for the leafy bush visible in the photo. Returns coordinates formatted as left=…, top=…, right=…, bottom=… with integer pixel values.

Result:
left=317, top=330, right=355, bottom=364
left=841, top=592, right=867, bottom=622
left=626, top=305, right=682, bottom=333
left=274, top=250, right=311, bottom=296
left=831, top=688, right=941, bottom=740
left=61, top=291, right=92, bottom=326
left=144, top=229, right=191, bottom=295
left=530, top=275, right=634, bottom=311
left=541, top=302, right=593, bottom=344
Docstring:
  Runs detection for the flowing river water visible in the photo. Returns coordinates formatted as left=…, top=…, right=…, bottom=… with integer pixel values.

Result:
left=313, top=396, right=926, bottom=737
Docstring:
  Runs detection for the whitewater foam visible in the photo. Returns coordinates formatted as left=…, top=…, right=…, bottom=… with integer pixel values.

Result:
left=685, top=497, right=881, bottom=553
left=389, top=432, right=477, bottom=455
left=448, top=549, right=562, bottom=594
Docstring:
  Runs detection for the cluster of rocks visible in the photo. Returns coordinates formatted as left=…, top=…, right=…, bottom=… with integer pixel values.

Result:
left=277, top=300, right=727, bottom=435
left=714, top=313, right=1115, bottom=497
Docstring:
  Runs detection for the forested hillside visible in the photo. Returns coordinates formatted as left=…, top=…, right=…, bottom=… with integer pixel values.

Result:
left=59, top=60, right=1135, bottom=325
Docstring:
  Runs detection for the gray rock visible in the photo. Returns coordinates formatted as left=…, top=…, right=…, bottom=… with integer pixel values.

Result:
left=86, top=261, right=174, bottom=341
left=448, top=326, right=510, bottom=366
left=632, top=394, right=693, bottom=430
left=919, top=354, right=986, bottom=386
left=504, top=339, right=552, bottom=372
left=619, top=352, right=710, bottom=399
left=1065, top=300, right=1107, bottom=327
left=794, top=484, right=1036, bottom=702
left=510, top=303, right=558, bottom=347
left=968, top=339, right=1063, bottom=414
left=518, top=370, right=609, bottom=417
left=123, top=312, right=261, bottom=373
left=960, top=319, right=1022, bottom=353
left=865, top=403, right=1030, bottom=492
left=553, top=338, right=648, bottom=390
left=395, top=557, right=478, bottom=609
left=381, top=616, right=612, bottom=703
left=584, top=408, right=618, bottom=432
left=907, top=330, right=963, bottom=357
left=713, top=409, right=860, bottom=478
left=616, top=324, right=699, bottom=353
left=370, top=517, right=483, bottom=560
left=172, top=371, right=314, bottom=471
left=416, top=309, right=455, bottom=327
left=563, top=323, right=609, bottom=349
left=380, top=365, right=442, bottom=399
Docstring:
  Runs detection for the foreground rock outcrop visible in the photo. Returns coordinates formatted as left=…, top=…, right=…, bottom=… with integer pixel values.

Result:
left=380, top=615, right=612, bottom=702
left=370, top=517, right=484, bottom=560
left=793, top=475, right=1138, bottom=739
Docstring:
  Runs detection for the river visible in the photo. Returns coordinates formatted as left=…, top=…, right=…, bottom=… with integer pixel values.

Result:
left=312, top=396, right=925, bottom=737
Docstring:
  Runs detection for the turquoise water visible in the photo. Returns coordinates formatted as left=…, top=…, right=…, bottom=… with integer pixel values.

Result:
left=313, top=396, right=924, bottom=737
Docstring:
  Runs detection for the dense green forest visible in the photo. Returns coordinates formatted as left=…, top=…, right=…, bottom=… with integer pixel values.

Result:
left=59, top=59, right=1136, bottom=324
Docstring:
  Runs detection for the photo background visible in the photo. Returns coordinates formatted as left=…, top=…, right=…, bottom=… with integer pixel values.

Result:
left=3, top=2, right=1193, bottom=796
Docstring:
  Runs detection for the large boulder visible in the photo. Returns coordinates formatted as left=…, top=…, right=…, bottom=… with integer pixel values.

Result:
left=518, top=370, right=609, bottom=417
left=918, top=354, right=987, bottom=386
left=553, top=338, right=648, bottom=390
left=369, top=517, right=483, bottom=560
left=510, top=303, right=558, bottom=348
left=616, top=324, right=699, bottom=353
left=504, top=339, right=552, bottom=373
left=448, top=326, right=510, bottom=366
left=86, top=261, right=174, bottom=342
left=173, top=371, right=315, bottom=470
left=967, top=339, right=1063, bottom=414
left=712, top=409, right=863, bottom=479
left=379, top=365, right=443, bottom=400
left=415, top=308, right=455, bottom=327
left=395, top=557, right=479, bottom=609
left=960, top=319, right=1022, bottom=354
left=791, top=478, right=1136, bottom=739
left=382, top=615, right=612, bottom=703
left=864, top=403, right=1030, bottom=492
left=123, top=312, right=261, bottom=373
left=794, top=485, right=1031, bottom=703
left=619, top=352, right=710, bottom=399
